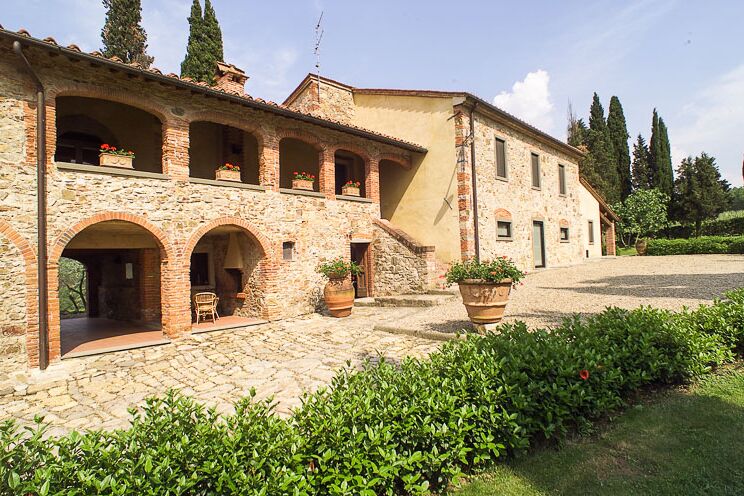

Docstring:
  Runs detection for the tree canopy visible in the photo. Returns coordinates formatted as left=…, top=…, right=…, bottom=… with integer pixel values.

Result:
left=101, top=0, right=154, bottom=68
left=672, top=153, right=729, bottom=235
left=612, top=188, right=669, bottom=246
left=181, top=0, right=224, bottom=83
left=607, top=96, right=632, bottom=200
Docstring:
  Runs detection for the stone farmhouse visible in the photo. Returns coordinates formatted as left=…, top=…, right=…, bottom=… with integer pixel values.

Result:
left=0, top=27, right=615, bottom=372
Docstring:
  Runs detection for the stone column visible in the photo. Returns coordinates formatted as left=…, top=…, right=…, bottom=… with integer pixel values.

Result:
left=259, top=133, right=280, bottom=191
left=605, top=221, right=617, bottom=256
left=162, top=120, right=190, bottom=180
left=139, top=248, right=161, bottom=322
left=454, top=111, right=476, bottom=260
left=365, top=156, right=380, bottom=203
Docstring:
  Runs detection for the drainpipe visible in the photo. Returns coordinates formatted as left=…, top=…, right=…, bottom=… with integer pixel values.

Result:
left=13, top=41, right=49, bottom=370
left=469, top=102, right=481, bottom=260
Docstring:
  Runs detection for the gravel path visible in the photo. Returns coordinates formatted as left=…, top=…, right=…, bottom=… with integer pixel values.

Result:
left=392, top=254, right=744, bottom=334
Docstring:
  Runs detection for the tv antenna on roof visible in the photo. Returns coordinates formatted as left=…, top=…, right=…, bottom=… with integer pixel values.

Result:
left=314, top=11, right=324, bottom=103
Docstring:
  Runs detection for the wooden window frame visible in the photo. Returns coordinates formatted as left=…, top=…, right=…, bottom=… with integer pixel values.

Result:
left=530, top=152, right=541, bottom=190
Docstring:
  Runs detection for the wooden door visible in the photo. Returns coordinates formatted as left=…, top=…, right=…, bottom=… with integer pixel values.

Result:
left=350, top=243, right=370, bottom=298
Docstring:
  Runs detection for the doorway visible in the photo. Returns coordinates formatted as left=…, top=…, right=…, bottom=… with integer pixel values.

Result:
left=350, top=243, right=371, bottom=298
left=532, top=221, right=546, bottom=268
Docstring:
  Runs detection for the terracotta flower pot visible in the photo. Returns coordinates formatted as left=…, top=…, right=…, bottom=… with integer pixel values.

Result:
left=324, top=276, right=354, bottom=318
left=99, top=152, right=133, bottom=169
left=292, top=179, right=314, bottom=191
left=216, top=169, right=241, bottom=182
left=342, top=185, right=360, bottom=197
left=458, top=278, right=513, bottom=324
left=635, top=238, right=648, bottom=256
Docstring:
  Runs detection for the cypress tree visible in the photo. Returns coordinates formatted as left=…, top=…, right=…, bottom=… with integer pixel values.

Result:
left=181, top=0, right=225, bottom=84
left=101, top=0, right=154, bottom=68
left=586, top=93, right=620, bottom=204
left=672, top=153, right=728, bottom=235
left=649, top=109, right=674, bottom=197
left=631, top=134, right=653, bottom=190
left=607, top=96, right=632, bottom=200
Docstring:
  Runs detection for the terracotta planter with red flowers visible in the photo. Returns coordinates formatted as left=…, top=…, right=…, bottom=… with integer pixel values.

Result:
left=458, top=279, right=513, bottom=324
left=342, top=181, right=361, bottom=197
left=216, top=163, right=241, bottom=182
left=292, top=171, right=315, bottom=191
left=99, top=144, right=134, bottom=169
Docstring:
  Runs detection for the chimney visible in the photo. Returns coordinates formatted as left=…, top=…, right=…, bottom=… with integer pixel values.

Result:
left=215, top=61, right=248, bottom=94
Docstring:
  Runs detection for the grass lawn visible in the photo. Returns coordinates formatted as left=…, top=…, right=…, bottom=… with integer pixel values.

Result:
left=451, top=366, right=744, bottom=496
left=615, top=246, right=636, bottom=256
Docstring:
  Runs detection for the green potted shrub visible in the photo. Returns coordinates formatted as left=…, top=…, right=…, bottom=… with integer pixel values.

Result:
left=446, top=257, right=525, bottom=325
left=317, top=257, right=362, bottom=317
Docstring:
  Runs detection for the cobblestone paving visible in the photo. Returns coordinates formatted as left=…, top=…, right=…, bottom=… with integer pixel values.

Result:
left=1, top=307, right=437, bottom=436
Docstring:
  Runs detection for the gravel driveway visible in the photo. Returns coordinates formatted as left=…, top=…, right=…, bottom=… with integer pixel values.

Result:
left=391, top=254, right=744, bottom=334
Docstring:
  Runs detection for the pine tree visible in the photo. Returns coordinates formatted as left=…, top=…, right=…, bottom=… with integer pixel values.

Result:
left=585, top=93, right=620, bottom=204
left=631, top=134, right=653, bottom=190
left=649, top=109, right=674, bottom=198
left=607, top=96, right=632, bottom=200
left=101, top=0, right=154, bottom=68
left=180, top=0, right=224, bottom=84
left=672, top=152, right=728, bottom=235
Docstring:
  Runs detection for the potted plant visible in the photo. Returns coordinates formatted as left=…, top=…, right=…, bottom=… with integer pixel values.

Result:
left=446, top=257, right=525, bottom=326
left=317, top=257, right=362, bottom=318
left=342, top=180, right=361, bottom=197
left=99, top=144, right=134, bottom=169
left=292, top=171, right=315, bottom=191
left=216, top=163, right=241, bottom=182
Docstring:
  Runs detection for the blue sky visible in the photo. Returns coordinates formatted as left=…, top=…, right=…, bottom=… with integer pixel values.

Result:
left=4, top=0, right=743, bottom=185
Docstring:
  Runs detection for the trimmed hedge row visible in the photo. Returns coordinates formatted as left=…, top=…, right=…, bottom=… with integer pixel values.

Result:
left=663, top=215, right=744, bottom=239
left=2, top=290, right=744, bottom=495
left=646, top=235, right=744, bottom=255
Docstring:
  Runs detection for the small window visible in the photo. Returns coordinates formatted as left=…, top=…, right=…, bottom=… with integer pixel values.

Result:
left=588, top=221, right=595, bottom=244
left=282, top=241, right=295, bottom=261
left=558, top=164, right=567, bottom=195
left=497, top=221, right=512, bottom=239
left=531, top=153, right=541, bottom=188
left=190, top=252, right=210, bottom=286
left=560, top=227, right=569, bottom=242
left=495, top=138, right=507, bottom=178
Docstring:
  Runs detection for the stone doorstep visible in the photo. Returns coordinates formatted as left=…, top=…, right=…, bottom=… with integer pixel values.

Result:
left=355, top=293, right=457, bottom=308
left=373, top=325, right=465, bottom=342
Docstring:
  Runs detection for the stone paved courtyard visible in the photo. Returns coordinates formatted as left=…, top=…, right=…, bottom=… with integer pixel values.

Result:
left=2, top=254, right=743, bottom=436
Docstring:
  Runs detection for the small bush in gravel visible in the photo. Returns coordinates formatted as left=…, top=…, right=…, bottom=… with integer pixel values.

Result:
left=646, top=235, right=744, bottom=255
left=2, top=291, right=743, bottom=495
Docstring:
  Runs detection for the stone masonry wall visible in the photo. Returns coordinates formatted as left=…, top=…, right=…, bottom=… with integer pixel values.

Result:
left=0, top=233, right=27, bottom=379
left=372, top=219, right=436, bottom=296
left=0, top=43, right=418, bottom=368
left=467, top=110, right=587, bottom=270
left=288, top=79, right=356, bottom=124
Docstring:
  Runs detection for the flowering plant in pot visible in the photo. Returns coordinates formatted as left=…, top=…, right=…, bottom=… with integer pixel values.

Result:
left=292, top=171, right=316, bottom=191
left=445, top=257, right=525, bottom=326
left=317, top=257, right=362, bottom=318
left=99, top=144, right=135, bottom=168
left=216, top=163, right=241, bottom=182
left=342, top=180, right=361, bottom=197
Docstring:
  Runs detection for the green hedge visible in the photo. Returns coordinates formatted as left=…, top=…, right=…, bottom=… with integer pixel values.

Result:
left=663, top=215, right=744, bottom=238
left=2, top=290, right=744, bottom=495
left=646, top=235, right=744, bottom=255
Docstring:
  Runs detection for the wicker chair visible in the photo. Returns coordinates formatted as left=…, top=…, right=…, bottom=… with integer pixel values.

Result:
left=193, top=292, right=219, bottom=324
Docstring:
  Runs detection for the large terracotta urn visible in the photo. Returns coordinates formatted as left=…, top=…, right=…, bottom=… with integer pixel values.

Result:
left=458, top=279, right=513, bottom=324
left=324, top=276, right=355, bottom=318
left=635, top=238, right=648, bottom=256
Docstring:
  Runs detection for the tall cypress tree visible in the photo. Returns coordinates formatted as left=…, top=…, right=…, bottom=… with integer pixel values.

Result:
left=101, top=0, right=154, bottom=68
left=607, top=96, right=632, bottom=200
left=181, top=0, right=225, bottom=84
left=631, top=134, right=653, bottom=191
left=586, top=93, right=620, bottom=203
left=649, top=109, right=674, bottom=198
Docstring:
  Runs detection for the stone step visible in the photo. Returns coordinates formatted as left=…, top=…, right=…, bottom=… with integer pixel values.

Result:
left=355, top=293, right=456, bottom=308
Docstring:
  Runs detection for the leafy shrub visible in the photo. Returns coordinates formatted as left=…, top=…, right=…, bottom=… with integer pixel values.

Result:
left=445, top=258, right=525, bottom=285
left=2, top=293, right=743, bottom=495
left=317, top=257, right=362, bottom=278
left=646, top=235, right=744, bottom=255
left=659, top=212, right=744, bottom=238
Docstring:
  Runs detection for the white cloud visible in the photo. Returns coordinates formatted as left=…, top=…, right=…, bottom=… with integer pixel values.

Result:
left=235, top=47, right=299, bottom=102
left=673, top=64, right=744, bottom=185
left=493, top=70, right=555, bottom=133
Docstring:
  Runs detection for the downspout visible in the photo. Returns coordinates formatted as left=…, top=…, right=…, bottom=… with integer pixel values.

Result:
left=469, top=103, right=481, bottom=260
left=13, top=41, right=49, bottom=370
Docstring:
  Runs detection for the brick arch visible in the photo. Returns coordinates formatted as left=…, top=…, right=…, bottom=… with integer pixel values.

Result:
left=494, top=208, right=512, bottom=220
left=559, top=218, right=570, bottom=228
left=49, top=212, right=174, bottom=265
left=332, top=144, right=372, bottom=163
left=379, top=152, right=412, bottom=170
left=182, top=216, right=275, bottom=261
left=275, top=127, right=325, bottom=151
left=186, top=111, right=266, bottom=150
left=0, top=221, right=39, bottom=368
left=49, top=84, right=170, bottom=124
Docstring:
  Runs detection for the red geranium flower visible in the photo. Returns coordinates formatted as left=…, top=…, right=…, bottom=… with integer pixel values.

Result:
left=579, top=369, right=590, bottom=380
